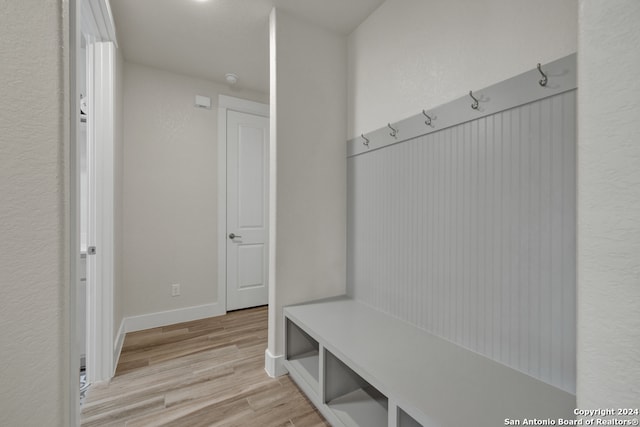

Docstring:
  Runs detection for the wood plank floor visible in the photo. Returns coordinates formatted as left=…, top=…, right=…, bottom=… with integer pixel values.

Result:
left=81, top=306, right=329, bottom=427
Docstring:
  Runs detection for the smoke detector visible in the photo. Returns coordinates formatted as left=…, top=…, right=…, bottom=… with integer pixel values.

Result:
left=225, top=73, right=238, bottom=85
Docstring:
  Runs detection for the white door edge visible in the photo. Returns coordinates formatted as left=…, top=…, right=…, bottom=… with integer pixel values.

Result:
left=86, top=41, right=115, bottom=384
left=217, top=96, right=269, bottom=314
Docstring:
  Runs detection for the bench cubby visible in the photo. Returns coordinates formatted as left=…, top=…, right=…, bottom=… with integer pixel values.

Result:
left=325, top=349, right=388, bottom=427
left=398, top=408, right=422, bottom=427
left=285, top=318, right=320, bottom=391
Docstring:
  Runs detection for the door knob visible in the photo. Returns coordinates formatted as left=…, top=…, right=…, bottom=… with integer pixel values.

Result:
left=229, top=233, right=242, bottom=239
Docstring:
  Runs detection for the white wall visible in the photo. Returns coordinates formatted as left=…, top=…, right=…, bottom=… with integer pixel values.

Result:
left=0, top=1, right=69, bottom=425
left=577, top=0, right=640, bottom=408
left=268, top=9, right=348, bottom=357
left=123, top=62, right=267, bottom=319
left=347, top=0, right=578, bottom=138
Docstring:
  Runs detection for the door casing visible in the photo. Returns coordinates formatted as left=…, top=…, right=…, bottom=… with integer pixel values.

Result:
left=69, top=0, right=118, bottom=424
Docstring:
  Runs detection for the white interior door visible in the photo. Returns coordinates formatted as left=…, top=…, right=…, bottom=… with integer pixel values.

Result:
left=226, top=110, right=269, bottom=311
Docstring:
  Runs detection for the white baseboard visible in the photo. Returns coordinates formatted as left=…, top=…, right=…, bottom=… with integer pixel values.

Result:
left=264, top=348, right=287, bottom=378
left=113, top=318, right=126, bottom=375
left=124, top=303, right=225, bottom=333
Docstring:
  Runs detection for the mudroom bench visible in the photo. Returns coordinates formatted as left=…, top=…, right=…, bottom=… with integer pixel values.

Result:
left=283, top=296, right=575, bottom=427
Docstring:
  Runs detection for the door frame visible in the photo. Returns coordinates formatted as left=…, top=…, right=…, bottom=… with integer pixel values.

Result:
left=69, top=2, right=81, bottom=424
left=71, top=0, right=118, bottom=399
left=217, top=95, right=269, bottom=313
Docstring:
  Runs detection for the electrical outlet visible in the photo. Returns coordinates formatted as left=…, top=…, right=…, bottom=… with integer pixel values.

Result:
left=171, top=284, right=181, bottom=297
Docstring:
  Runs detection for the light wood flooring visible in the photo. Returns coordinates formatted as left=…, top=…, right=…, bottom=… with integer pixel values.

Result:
left=81, top=306, right=329, bottom=427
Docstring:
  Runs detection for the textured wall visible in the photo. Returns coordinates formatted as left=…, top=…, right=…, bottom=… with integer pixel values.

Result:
left=268, top=9, right=348, bottom=355
left=0, top=0, right=68, bottom=425
left=577, top=0, right=640, bottom=408
left=347, top=0, right=578, bottom=139
left=123, top=62, right=267, bottom=318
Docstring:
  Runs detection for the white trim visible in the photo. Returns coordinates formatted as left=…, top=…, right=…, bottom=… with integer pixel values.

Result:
left=69, top=1, right=81, bottom=425
left=113, top=318, right=126, bottom=375
left=86, top=41, right=116, bottom=384
left=267, top=7, right=278, bottom=358
left=217, top=95, right=269, bottom=315
left=81, top=0, right=118, bottom=46
left=388, top=399, right=399, bottom=427
left=219, top=95, right=269, bottom=117
left=85, top=39, right=98, bottom=383
left=217, top=106, right=227, bottom=315
left=73, top=2, right=118, bottom=422
left=124, top=303, right=224, bottom=333
left=264, top=348, right=287, bottom=378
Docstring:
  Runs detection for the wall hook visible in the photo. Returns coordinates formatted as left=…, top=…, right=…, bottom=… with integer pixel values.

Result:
left=469, top=90, right=479, bottom=110
left=537, top=63, right=548, bottom=87
left=361, top=133, right=370, bottom=147
left=388, top=123, right=398, bottom=138
left=422, top=110, right=432, bottom=126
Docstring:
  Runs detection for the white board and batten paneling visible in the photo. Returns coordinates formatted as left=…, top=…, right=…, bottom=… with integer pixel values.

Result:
left=347, top=54, right=577, bottom=394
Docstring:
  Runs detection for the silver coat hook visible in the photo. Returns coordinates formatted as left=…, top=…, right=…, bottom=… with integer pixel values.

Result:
left=422, top=110, right=432, bottom=126
left=388, top=123, right=398, bottom=138
left=537, top=63, right=548, bottom=87
left=361, top=133, right=370, bottom=147
left=469, top=90, right=479, bottom=110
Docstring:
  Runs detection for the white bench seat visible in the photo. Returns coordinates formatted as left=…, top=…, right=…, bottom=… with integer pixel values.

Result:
left=283, top=296, right=575, bottom=427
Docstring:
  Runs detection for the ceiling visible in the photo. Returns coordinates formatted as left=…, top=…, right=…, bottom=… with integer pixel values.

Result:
left=109, top=0, right=385, bottom=94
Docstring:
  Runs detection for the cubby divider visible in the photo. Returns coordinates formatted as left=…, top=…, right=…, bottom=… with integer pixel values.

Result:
left=285, top=318, right=320, bottom=390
